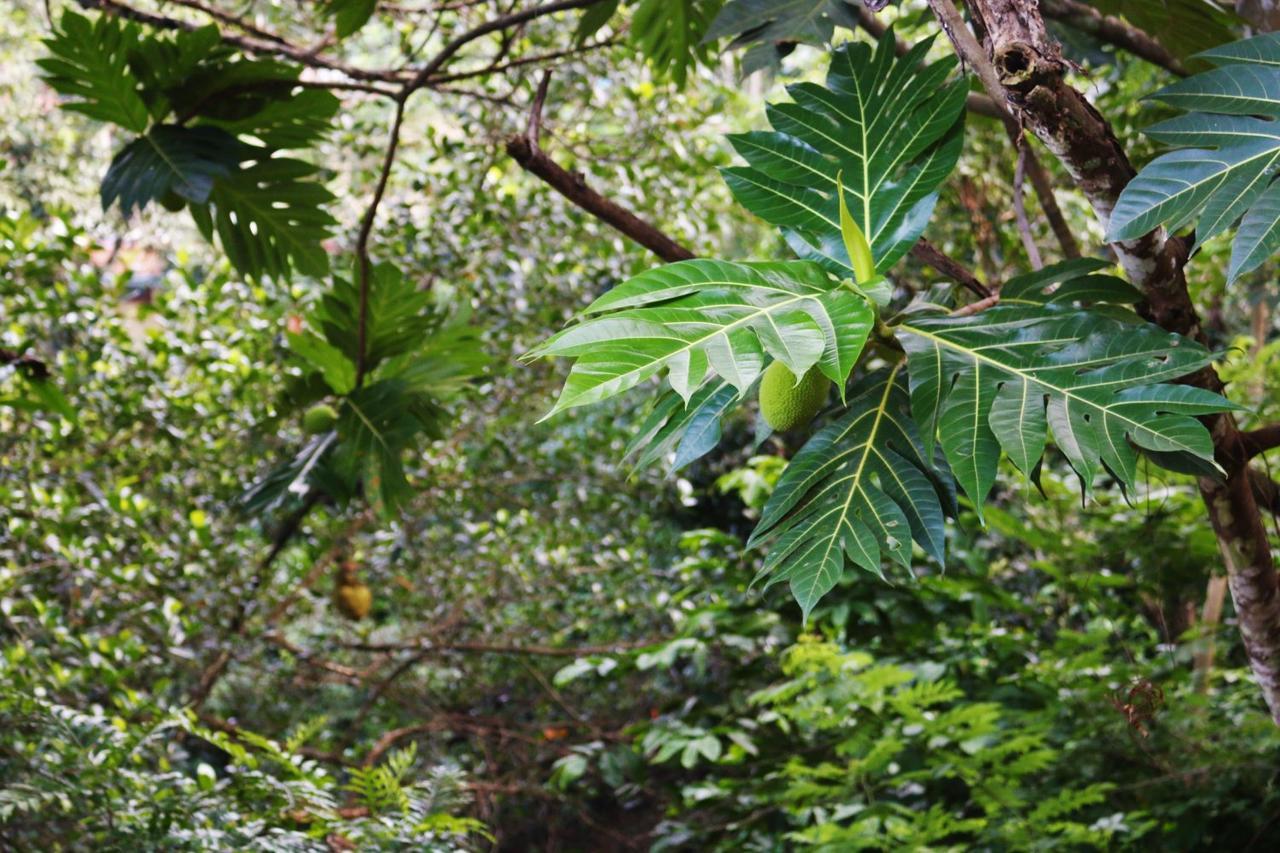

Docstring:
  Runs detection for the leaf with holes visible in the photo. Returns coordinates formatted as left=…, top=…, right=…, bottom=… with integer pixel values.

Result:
left=101, top=125, right=241, bottom=217
left=896, top=305, right=1235, bottom=513
left=722, top=29, right=966, bottom=277
left=190, top=155, right=336, bottom=282
left=749, top=367, right=957, bottom=620
left=1109, top=31, right=1280, bottom=280
left=529, top=259, right=871, bottom=417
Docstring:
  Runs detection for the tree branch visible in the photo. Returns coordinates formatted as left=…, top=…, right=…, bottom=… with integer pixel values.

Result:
left=1039, top=0, right=1188, bottom=77
left=404, top=0, right=604, bottom=95
left=1242, top=424, right=1280, bottom=460
left=911, top=239, right=993, bottom=299
left=508, top=89, right=994, bottom=300
left=354, top=98, right=406, bottom=387
left=505, top=135, right=696, bottom=263
left=339, top=637, right=663, bottom=656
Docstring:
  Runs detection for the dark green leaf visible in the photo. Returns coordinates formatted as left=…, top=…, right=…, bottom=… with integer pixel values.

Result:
left=706, top=0, right=859, bottom=46
left=101, top=125, right=241, bottom=217
left=190, top=155, right=336, bottom=282
left=1110, top=33, right=1280, bottom=280
left=897, top=305, right=1234, bottom=508
left=324, top=0, right=378, bottom=38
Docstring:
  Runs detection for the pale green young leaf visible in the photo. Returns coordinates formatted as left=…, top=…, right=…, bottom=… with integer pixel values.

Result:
left=531, top=259, right=870, bottom=417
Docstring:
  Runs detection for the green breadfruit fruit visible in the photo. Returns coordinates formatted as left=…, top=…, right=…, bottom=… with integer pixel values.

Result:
left=159, top=190, right=186, bottom=212
left=759, top=363, right=829, bottom=432
left=302, top=403, right=339, bottom=434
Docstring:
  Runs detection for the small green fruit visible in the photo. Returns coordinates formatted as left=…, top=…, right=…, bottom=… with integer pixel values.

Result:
left=759, top=363, right=828, bottom=432
left=302, top=403, right=339, bottom=434
left=159, top=190, right=187, bottom=212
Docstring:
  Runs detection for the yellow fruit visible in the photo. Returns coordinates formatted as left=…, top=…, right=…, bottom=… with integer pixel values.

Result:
left=759, top=363, right=828, bottom=432
left=333, top=561, right=372, bottom=621
left=334, top=581, right=372, bottom=620
left=303, top=403, right=339, bottom=435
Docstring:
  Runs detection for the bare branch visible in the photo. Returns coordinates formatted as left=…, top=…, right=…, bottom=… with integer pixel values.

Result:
left=354, top=99, right=407, bottom=387
left=1242, top=424, right=1280, bottom=460
left=506, top=135, right=697, bottom=263
left=1013, top=142, right=1044, bottom=269
left=339, top=637, right=663, bottom=656
left=910, top=239, right=993, bottom=299
left=1039, top=0, right=1188, bottom=77
left=404, top=0, right=605, bottom=95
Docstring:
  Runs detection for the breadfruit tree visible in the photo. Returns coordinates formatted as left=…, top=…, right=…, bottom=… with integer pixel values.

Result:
left=27, top=0, right=1280, bottom=722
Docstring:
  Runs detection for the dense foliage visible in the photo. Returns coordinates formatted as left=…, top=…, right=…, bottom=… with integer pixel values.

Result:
left=6, top=0, right=1280, bottom=850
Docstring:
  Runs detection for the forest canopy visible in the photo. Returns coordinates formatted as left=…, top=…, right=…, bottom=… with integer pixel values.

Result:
left=6, top=0, right=1280, bottom=849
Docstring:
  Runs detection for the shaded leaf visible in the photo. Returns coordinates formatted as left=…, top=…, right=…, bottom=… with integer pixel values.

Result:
left=706, top=0, right=859, bottom=47
left=190, top=155, right=336, bottom=282
left=101, top=125, right=240, bottom=217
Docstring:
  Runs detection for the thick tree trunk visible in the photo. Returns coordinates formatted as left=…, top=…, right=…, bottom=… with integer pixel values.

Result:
left=926, top=0, right=1280, bottom=721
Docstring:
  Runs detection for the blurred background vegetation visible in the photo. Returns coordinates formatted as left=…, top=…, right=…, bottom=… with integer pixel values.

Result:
left=4, top=0, right=1280, bottom=850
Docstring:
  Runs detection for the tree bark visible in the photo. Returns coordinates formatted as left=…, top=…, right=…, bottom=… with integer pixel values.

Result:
left=926, top=0, right=1280, bottom=721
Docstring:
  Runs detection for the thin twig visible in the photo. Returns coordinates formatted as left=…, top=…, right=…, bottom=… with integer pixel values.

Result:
left=1013, top=141, right=1043, bottom=270
left=353, top=98, right=407, bottom=386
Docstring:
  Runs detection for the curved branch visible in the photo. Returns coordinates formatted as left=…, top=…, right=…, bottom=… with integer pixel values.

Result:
left=1040, top=0, right=1188, bottom=77
left=404, top=0, right=605, bottom=95
left=1242, top=424, right=1280, bottom=460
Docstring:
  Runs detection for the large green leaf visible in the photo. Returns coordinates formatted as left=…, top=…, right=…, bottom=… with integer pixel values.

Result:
left=530, top=259, right=872, bottom=417
left=191, top=156, right=336, bottom=282
left=750, top=367, right=957, bottom=619
left=722, top=30, right=966, bottom=276
left=896, top=306, right=1233, bottom=513
left=1109, top=32, right=1280, bottom=280
left=101, top=125, right=241, bottom=217
left=705, top=0, right=859, bottom=46
left=38, top=11, right=150, bottom=133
